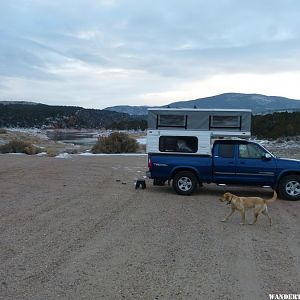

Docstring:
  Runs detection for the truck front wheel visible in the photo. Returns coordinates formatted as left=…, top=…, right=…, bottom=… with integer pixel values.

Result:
left=173, top=171, right=198, bottom=195
left=278, top=174, right=300, bottom=201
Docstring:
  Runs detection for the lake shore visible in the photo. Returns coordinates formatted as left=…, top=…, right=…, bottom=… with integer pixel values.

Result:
left=0, top=128, right=147, bottom=156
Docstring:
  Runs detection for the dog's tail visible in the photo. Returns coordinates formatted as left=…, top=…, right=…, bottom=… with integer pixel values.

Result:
left=265, top=191, right=277, bottom=203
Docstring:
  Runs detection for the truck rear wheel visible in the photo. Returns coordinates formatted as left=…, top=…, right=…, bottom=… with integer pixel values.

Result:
left=173, top=171, right=197, bottom=195
left=278, top=174, right=300, bottom=201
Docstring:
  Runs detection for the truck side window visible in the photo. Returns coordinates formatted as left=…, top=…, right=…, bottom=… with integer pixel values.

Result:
left=159, top=136, right=198, bottom=153
left=239, top=144, right=265, bottom=159
left=218, top=144, right=234, bottom=158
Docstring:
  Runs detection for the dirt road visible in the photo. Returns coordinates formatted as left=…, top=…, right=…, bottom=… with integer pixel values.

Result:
left=0, top=155, right=299, bottom=299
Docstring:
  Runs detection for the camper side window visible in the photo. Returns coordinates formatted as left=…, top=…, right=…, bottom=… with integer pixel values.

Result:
left=210, top=115, right=241, bottom=129
left=159, top=136, right=198, bottom=153
left=158, top=115, right=186, bottom=128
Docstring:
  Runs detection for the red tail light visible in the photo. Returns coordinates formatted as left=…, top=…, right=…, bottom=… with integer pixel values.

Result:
left=148, top=158, right=152, bottom=170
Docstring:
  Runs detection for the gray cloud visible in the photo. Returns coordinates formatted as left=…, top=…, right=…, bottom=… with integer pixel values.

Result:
left=1, top=0, right=300, bottom=107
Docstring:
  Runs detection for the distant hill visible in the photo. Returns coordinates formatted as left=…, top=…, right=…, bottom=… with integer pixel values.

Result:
left=0, top=103, right=146, bottom=129
left=105, top=93, right=300, bottom=115
left=168, top=93, right=300, bottom=113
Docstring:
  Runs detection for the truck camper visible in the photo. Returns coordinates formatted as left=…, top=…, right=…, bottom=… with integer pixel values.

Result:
left=147, top=108, right=251, bottom=155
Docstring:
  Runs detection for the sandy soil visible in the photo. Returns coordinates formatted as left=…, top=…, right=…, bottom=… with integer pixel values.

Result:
left=0, top=155, right=299, bottom=300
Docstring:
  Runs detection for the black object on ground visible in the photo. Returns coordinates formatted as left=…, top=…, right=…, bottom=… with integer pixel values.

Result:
left=135, top=179, right=146, bottom=189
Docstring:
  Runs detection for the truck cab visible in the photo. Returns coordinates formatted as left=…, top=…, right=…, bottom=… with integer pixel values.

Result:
left=212, top=140, right=276, bottom=186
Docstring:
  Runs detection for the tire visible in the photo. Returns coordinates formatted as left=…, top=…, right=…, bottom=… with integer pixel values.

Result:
left=172, top=171, right=198, bottom=195
left=278, top=174, right=300, bottom=201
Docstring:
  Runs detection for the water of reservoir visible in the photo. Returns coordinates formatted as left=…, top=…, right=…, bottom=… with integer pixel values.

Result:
left=46, top=131, right=99, bottom=146
left=46, top=131, right=146, bottom=146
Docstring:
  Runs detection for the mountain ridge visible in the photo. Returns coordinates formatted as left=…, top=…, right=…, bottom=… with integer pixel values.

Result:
left=104, top=93, right=300, bottom=115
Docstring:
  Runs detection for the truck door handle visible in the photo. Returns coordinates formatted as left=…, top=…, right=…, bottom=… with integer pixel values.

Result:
left=228, top=162, right=234, bottom=164
left=240, top=161, right=245, bottom=165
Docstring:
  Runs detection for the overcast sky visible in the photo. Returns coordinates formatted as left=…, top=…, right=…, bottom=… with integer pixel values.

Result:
left=1, top=0, right=300, bottom=108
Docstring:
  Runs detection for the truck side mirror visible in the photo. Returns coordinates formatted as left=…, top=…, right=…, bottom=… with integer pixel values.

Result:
left=263, top=153, right=272, bottom=160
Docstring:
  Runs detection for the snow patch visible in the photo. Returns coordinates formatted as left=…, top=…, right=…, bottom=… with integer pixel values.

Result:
left=6, top=127, right=49, bottom=140
left=36, top=152, right=47, bottom=157
left=55, top=153, right=72, bottom=159
left=136, top=138, right=146, bottom=145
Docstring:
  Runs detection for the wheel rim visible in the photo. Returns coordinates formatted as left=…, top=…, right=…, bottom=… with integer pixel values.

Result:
left=178, top=176, right=193, bottom=192
left=285, top=180, right=300, bottom=197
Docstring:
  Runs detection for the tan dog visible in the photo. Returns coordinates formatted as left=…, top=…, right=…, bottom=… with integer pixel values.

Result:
left=220, top=191, right=277, bottom=225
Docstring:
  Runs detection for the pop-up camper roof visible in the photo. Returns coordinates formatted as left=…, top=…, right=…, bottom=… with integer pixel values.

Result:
left=148, top=108, right=251, bottom=133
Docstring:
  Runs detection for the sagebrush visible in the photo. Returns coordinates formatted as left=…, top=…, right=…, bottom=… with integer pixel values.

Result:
left=92, top=132, right=139, bottom=153
left=0, top=140, right=42, bottom=155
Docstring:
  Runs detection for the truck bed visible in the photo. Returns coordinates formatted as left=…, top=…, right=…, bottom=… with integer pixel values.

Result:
left=149, top=153, right=213, bottom=182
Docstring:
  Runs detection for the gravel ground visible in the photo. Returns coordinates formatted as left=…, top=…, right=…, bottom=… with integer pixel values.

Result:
left=0, top=155, right=299, bottom=300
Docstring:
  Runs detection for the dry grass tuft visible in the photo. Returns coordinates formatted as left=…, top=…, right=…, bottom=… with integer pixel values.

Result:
left=46, top=149, right=59, bottom=157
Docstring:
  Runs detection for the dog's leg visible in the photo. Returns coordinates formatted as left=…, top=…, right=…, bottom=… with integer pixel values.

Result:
left=251, top=210, right=259, bottom=225
left=221, top=208, right=235, bottom=222
left=262, top=207, right=272, bottom=226
left=240, top=211, right=246, bottom=225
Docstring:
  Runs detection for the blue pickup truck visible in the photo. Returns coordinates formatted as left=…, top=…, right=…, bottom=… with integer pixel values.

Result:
left=147, top=139, right=300, bottom=200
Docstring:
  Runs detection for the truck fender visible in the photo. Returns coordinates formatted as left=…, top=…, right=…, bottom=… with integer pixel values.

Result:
left=170, top=166, right=202, bottom=182
left=276, top=169, right=300, bottom=187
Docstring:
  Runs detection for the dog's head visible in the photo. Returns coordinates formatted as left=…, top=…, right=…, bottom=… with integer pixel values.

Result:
left=219, top=192, right=235, bottom=204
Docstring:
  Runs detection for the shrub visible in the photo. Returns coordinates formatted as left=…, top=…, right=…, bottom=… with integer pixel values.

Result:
left=0, top=128, right=7, bottom=134
left=92, top=132, right=139, bottom=154
left=46, top=149, right=59, bottom=157
left=0, top=140, right=42, bottom=155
